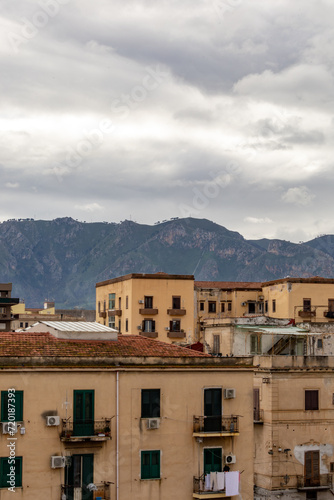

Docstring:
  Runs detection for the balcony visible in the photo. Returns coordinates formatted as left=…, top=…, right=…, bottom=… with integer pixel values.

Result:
left=298, top=310, right=316, bottom=318
left=139, top=331, right=158, bottom=338
left=60, top=418, right=112, bottom=442
left=167, top=330, right=186, bottom=338
left=139, top=308, right=158, bottom=315
left=167, top=308, right=187, bottom=316
left=253, top=409, right=264, bottom=424
left=61, top=482, right=110, bottom=500
left=99, top=311, right=107, bottom=318
left=193, top=475, right=226, bottom=499
left=297, top=474, right=333, bottom=490
left=0, top=297, right=19, bottom=306
left=108, top=309, right=122, bottom=317
left=324, top=311, right=334, bottom=319
left=193, top=415, right=239, bottom=437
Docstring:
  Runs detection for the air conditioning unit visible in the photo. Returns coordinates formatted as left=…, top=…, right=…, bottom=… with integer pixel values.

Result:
left=137, top=325, right=142, bottom=330
left=165, top=327, right=170, bottom=331
left=46, top=415, right=60, bottom=426
left=241, top=302, right=246, bottom=306
left=138, top=300, right=144, bottom=304
left=146, top=418, right=160, bottom=430
left=51, top=456, right=66, bottom=469
left=2, top=422, right=18, bottom=434
left=225, top=454, right=236, bottom=464
left=224, top=388, right=236, bottom=399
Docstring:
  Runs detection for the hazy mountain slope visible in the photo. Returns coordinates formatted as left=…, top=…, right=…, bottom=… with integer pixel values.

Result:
left=1, top=217, right=334, bottom=308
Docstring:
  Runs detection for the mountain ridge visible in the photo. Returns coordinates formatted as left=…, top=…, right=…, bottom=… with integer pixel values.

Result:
left=1, top=217, right=333, bottom=308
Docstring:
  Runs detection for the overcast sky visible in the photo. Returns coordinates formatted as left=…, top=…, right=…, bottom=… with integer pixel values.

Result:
left=1, top=0, right=333, bottom=242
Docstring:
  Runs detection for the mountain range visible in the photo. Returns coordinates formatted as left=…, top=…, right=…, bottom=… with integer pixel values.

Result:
left=1, top=217, right=334, bottom=308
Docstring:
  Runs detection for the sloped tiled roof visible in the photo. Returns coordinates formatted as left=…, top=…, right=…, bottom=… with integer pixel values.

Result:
left=195, top=281, right=262, bottom=290
left=0, top=332, right=210, bottom=358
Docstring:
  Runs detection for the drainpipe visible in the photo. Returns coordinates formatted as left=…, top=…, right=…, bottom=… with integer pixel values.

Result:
left=116, top=370, right=119, bottom=500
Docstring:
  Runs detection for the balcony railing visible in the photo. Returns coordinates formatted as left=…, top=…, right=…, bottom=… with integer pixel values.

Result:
left=298, top=310, right=316, bottom=318
left=139, top=331, right=158, bottom=338
left=61, top=482, right=111, bottom=499
left=60, top=418, right=112, bottom=442
left=253, top=409, right=264, bottom=423
left=108, top=309, right=122, bottom=317
left=167, top=308, right=187, bottom=316
left=139, top=308, right=159, bottom=315
left=193, top=415, right=239, bottom=435
left=324, top=311, right=334, bottom=319
left=193, top=475, right=226, bottom=498
left=0, top=297, right=19, bottom=305
left=99, top=311, right=107, bottom=318
left=167, top=330, right=186, bottom=338
left=297, top=474, right=333, bottom=490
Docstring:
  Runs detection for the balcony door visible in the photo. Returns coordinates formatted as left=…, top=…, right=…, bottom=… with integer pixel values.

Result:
left=73, top=390, right=94, bottom=437
left=65, top=454, right=94, bottom=500
left=304, top=450, right=320, bottom=487
left=204, top=388, right=222, bottom=432
left=204, top=448, right=222, bottom=475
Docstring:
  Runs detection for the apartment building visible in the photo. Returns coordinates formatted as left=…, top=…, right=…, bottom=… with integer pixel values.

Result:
left=0, top=329, right=254, bottom=500
left=0, top=283, right=19, bottom=332
left=253, top=356, right=334, bottom=500
left=96, top=273, right=195, bottom=343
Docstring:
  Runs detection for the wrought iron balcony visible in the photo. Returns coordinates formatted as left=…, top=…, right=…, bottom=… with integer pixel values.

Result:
left=253, top=409, right=264, bottom=423
left=193, top=475, right=226, bottom=498
left=297, top=473, right=333, bottom=490
left=60, top=418, right=112, bottom=442
left=193, top=415, right=239, bottom=436
left=298, top=309, right=316, bottom=318
left=61, top=482, right=111, bottom=499
left=108, top=309, right=122, bottom=317
left=139, top=308, right=159, bottom=315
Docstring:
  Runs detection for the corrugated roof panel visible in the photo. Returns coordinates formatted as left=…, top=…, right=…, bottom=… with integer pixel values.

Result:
left=36, top=321, right=117, bottom=333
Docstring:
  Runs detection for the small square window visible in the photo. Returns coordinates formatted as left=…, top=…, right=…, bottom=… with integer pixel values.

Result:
left=141, top=450, right=160, bottom=480
left=317, top=338, right=323, bottom=348
left=199, top=302, right=204, bottom=311
left=208, top=301, right=216, bottom=313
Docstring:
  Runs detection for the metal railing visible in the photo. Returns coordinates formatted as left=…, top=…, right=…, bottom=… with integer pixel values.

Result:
left=61, top=482, right=111, bottom=499
left=193, top=415, right=239, bottom=434
left=193, top=474, right=225, bottom=494
left=297, top=474, right=333, bottom=489
left=253, top=409, right=264, bottom=422
left=61, top=418, right=111, bottom=439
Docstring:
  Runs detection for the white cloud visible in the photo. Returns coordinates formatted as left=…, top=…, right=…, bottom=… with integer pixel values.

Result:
left=5, top=182, right=19, bottom=188
left=281, top=186, right=315, bottom=206
left=244, top=217, right=273, bottom=224
left=74, top=203, right=103, bottom=213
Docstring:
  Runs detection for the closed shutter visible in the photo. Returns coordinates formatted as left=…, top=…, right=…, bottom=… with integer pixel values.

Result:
left=305, top=390, right=319, bottom=410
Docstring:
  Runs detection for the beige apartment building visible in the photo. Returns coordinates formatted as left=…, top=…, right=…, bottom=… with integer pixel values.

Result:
left=253, top=355, right=334, bottom=500
left=0, top=284, right=19, bottom=332
left=96, top=273, right=195, bottom=344
left=0, top=328, right=254, bottom=500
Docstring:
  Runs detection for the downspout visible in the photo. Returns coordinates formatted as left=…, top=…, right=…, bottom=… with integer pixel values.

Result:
left=116, top=370, right=119, bottom=500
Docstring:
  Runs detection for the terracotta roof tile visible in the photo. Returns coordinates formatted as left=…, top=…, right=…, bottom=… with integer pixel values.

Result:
left=0, top=332, right=210, bottom=358
left=195, top=281, right=262, bottom=290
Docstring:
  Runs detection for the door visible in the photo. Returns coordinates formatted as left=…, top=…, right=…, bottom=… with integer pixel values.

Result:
left=253, top=388, right=260, bottom=421
left=204, top=388, right=222, bottom=432
left=204, top=448, right=222, bottom=475
left=73, top=390, right=94, bottom=437
left=304, top=450, right=320, bottom=487
left=65, top=454, right=94, bottom=500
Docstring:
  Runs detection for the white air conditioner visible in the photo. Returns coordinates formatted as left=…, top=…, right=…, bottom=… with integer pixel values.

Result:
left=46, top=415, right=60, bottom=426
left=165, top=327, right=170, bottom=331
left=224, top=388, right=236, bottom=399
left=2, top=422, right=18, bottom=435
left=137, top=325, right=142, bottom=330
left=51, top=456, right=66, bottom=469
left=225, top=454, right=236, bottom=464
left=241, top=302, right=246, bottom=306
left=146, top=418, right=160, bottom=430
left=138, top=300, right=144, bottom=304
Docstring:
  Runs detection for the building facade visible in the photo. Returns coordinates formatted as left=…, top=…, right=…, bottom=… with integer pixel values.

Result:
left=0, top=284, right=19, bottom=332
left=96, top=273, right=195, bottom=344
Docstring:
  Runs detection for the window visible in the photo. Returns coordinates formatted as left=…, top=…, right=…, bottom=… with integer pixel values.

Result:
left=73, top=390, right=94, bottom=436
left=199, top=302, right=204, bottom=311
left=213, top=335, right=220, bottom=354
left=220, top=303, right=225, bottom=313
left=144, top=296, right=153, bottom=309
left=109, top=293, right=115, bottom=310
left=172, top=296, right=181, bottom=309
left=1, top=391, right=23, bottom=422
left=208, top=301, right=216, bottom=313
left=141, top=450, right=160, bottom=480
left=103, top=300, right=106, bottom=312
left=317, top=338, right=323, bottom=349
left=19, top=322, right=23, bottom=328
left=250, top=335, right=262, bottom=354
left=142, top=319, right=155, bottom=332
left=248, top=302, right=256, bottom=314
left=126, top=296, right=128, bottom=309
left=204, top=448, right=222, bottom=475
left=25, top=322, right=28, bottom=328
left=109, top=317, right=116, bottom=329
left=169, top=320, right=180, bottom=332
left=227, top=302, right=232, bottom=311
left=141, top=389, right=160, bottom=418
left=272, top=300, right=276, bottom=313
left=265, top=300, right=268, bottom=313
left=125, top=319, right=128, bottom=332
left=118, top=320, right=121, bottom=332
left=305, top=390, right=319, bottom=411
left=303, top=298, right=311, bottom=312
left=0, top=457, right=22, bottom=488
left=118, top=297, right=121, bottom=309
left=98, top=302, right=101, bottom=313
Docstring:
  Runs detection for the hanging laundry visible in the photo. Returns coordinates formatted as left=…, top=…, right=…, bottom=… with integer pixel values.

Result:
left=217, top=471, right=225, bottom=490
left=204, top=474, right=210, bottom=490
left=210, top=471, right=218, bottom=490
left=225, top=471, right=239, bottom=496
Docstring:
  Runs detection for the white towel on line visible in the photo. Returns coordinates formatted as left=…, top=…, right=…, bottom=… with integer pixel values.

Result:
left=210, top=471, right=217, bottom=490
left=225, top=471, right=239, bottom=496
left=216, top=471, right=225, bottom=490
left=204, top=474, right=210, bottom=490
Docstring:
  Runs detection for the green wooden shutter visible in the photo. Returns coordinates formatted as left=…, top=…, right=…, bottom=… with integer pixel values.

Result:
left=0, top=457, right=22, bottom=488
left=141, top=451, right=160, bottom=479
left=1, top=391, right=23, bottom=422
left=204, top=448, right=222, bottom=475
